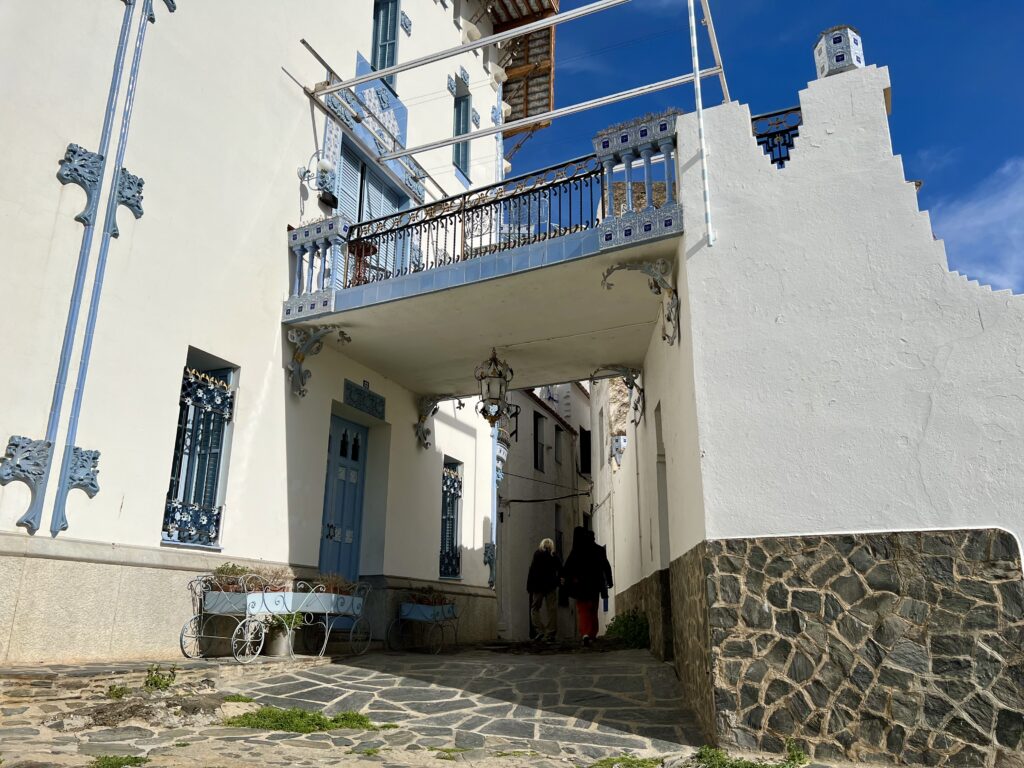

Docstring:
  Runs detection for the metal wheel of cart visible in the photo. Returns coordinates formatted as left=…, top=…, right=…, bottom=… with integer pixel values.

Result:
left=426, top=622, right=444, bottom=655
left=385, top=616, right=409, bottom=651
left=179, top=614, right=206, bottom=659
left=386, top=596, right=459, bottom=653
left=349, top=614, right=372, bottom=656
left=231, top=617, right=266, bottom=663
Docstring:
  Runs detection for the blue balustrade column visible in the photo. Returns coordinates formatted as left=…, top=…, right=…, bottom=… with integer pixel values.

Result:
left=317, top=239, right=329, bottom=291
left=640, top=143, right=655, bottom=210
left=622, top=151, right=636, bottom=212
left=601, top=158, right=615, bottom=217
left=658, top=138, right=677, bottom=205
left=291, top=245, right=305, bottom=297
left=305, top=244, right=316, bottom=295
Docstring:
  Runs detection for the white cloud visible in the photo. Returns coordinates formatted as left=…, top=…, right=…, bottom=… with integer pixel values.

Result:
left=930, top=157, right=1024, bottom=293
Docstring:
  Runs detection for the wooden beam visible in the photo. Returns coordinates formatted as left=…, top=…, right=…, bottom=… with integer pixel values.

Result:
left=505, top=59, right=553, bottom=81
left=494, top=9, right=557, bottom=34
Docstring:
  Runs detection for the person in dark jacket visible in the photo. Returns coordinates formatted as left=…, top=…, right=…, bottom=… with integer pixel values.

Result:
left=562, top=527, right=612, bottom=645
left=526, top=538, right=562, bottom=641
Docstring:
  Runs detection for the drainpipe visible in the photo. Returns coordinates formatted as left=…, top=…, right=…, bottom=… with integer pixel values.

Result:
left=11, top=1, right=138, bottom=535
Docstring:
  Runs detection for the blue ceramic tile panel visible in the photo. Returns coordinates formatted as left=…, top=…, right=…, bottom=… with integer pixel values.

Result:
left=464, top=262, right=481, bottom=282
left=496, top=254, right=512, bottom=275
left=528, top=245, right=545, bottom=268
left=512, top=250, right=530, bottom=271
left=480, top=258, right=496, bottom=279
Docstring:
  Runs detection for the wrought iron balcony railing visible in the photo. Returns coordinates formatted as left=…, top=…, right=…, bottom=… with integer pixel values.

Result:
left=282, top=109, right=686, bottom=315
left=343, top=155, right=605, bottom=288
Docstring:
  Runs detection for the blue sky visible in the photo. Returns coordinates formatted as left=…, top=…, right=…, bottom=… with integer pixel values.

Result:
left=510, top=0, right=1024, bottom=292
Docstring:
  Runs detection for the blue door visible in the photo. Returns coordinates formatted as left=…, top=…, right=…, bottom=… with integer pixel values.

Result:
left=319, top=417, right=368, bottom=581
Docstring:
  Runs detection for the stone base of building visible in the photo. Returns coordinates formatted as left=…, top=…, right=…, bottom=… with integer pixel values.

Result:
left=640, top=529, right=1024, bottom=766
left=0, top=534, right=496, bottom=663
left=614, top=568, right=675, bottom=662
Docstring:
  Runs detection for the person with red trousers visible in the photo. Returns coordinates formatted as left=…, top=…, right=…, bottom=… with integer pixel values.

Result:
left=562, top=527, right=613, bottom=646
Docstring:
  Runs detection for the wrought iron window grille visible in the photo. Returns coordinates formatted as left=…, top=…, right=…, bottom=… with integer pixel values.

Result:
left=162, top=367, right=235, bottom=548
left=440, top=465, right=463, bottom=578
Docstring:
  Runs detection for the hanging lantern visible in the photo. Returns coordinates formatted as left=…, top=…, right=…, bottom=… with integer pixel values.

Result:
left=475, top=348, right=513, bottom=426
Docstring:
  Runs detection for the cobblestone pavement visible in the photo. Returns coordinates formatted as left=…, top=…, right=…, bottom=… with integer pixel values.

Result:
left=0, top=648, right=850, bottom=768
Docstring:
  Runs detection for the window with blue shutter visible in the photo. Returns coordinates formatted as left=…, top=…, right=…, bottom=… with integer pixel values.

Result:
left=440, top=462, right=462, bottom=578
left=453, top=94, right=471, bottom=176
left=372, top=0, right=399, bottom=90
left=163, top=365, right=236, bottom=547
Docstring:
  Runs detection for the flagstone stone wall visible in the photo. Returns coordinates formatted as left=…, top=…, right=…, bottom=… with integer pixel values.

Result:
left=701, top=528, right=1024, bottom=767
left=615, top=568, right=675, bottom=663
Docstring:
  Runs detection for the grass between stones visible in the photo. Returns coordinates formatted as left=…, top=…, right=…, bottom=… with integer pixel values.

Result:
left=223, top=706, right=391, bottom=734
left=495, top=751, right=540, bottom=758
left=691, top=742, right=809, bottom=768
left=105, top=685, right=130, bottom=700
left=591, top=758, right=662, bottom=768
left=351, top=747, right=383, bottom=756
left=89, top=758, right=149, bottom=768
left=435, top=747, right=470, bottom=759
left=222, top=694, right=255, bottom=703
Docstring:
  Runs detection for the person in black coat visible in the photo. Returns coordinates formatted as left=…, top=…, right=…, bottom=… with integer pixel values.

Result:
left=561, top=527, right=612, bottom=644
left=526, top=538, right=562, bottom=641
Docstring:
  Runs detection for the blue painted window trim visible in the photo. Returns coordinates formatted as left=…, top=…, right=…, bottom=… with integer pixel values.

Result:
left=372, top=0, right=400, bottom=90
left=453, top=93, right=471, bottom=179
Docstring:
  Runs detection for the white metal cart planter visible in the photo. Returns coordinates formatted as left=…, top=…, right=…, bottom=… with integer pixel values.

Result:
left=385, top=597, right=459, bottom=654
left=179, top=575, right=372, bottom=663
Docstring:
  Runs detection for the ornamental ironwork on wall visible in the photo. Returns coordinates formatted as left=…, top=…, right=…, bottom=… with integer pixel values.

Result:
left=751, top=107, right=802, bottom=169
left=162, top=368, right=235, bottom=547
left=344, top=379, right=386, bottom=421
left=440, top=465, right=463, bottom=578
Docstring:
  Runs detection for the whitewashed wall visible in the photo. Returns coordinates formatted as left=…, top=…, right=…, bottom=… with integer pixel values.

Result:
left=0, top=2, right=499, bottom=573
left=678, top=66, right=1024, bottom=556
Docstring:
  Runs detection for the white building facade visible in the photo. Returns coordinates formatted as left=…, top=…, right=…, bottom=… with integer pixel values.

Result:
left=0, top=0, right=541, bottom=663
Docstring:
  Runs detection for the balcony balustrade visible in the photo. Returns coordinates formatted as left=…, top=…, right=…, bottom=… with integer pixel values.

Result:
left=282, top=109, right=685, bottom=320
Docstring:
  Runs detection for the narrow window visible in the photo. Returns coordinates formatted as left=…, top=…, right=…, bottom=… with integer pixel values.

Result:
left=453, top=94, right=471, bottom=177
left=372, top=0, right=399, bottom=90
left=533, top=412, right=547, bottom=472
left=579, top=428, right=592, bottom=475
left=163, top=360, right=237, bottom=547
left=554, top=426, right=564, bottom=465
left=440, top=461, right=463, bottom=578
left=835, top=53, right=846, bottom=63
left=832, top=34, right=843, bottom=44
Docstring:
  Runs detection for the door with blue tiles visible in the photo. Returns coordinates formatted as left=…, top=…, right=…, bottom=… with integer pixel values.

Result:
left=319, top=416, right=368, bottom=581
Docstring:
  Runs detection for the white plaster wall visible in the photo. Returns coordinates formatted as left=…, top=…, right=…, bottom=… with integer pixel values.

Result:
left=0, top=2, right=499, bottom=584
left=675, top=66, right=1024, bottom=553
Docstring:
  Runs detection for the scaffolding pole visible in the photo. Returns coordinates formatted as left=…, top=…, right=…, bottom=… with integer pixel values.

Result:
left=376, top=67, right=722, bottom=161
left=700, top=0, right=730, bottom=103
left=688, top=0, right=715, bottom=246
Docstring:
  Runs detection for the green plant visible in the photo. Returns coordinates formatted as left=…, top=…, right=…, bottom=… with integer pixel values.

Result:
left=690, top=741, right=809, bottom=768
left=604, top=609, right=650, bottom=649
left=222, top=694, right=254, bottom=703
left=89, top=758, right=149, bottom=768
left=173, top=742, right=189, bottom=747
left=106, top=684, right=129, bottom=699
left=223, top=706, right=383, bottom=733
left=143, top=664, right=176, bottom=692
left=211, top=562, right=251, bottom=591
left=351, top=748, right=382, bottom=756
left=435, top=747, right=469, bottom=756
left=253, top=565, right=292, bottom=591
left=495, top=751, right=540, bottom=758
left=590, top=757, right=661, bottom=768
left=272, top=611, right=304, bottom=631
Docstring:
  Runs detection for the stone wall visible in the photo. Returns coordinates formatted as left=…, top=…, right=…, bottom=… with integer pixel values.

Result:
left=702, top=529, right=1023, bottom=767
left=670, top=543, right=716, bottom=742
left=615, top=568, right=674, bottom=662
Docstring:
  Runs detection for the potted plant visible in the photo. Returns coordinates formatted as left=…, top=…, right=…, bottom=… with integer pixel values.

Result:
left=253, top=565, right=292, bottom=592
left=263, top=611, right=303, bottom=657
left=210, top=562, right=250, bottom=592
left=315, top=573, right=359, bottom=613
left=400, top=587, right=458, bottom=621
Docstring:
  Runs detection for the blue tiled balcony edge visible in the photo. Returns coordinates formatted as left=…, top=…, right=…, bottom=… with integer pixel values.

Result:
left=324, top=227, right=679, bottom=315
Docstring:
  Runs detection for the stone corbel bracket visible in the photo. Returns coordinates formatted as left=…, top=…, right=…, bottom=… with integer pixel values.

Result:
left=601, top=259, right=680, bottom=346
left=0, top=436, right=53, bottom=534
left=57, top=144, right=104, bottom=226
left=286, top=325, right=351, bottom=397
left=415, top=395, right=465, bottom=449
left=591, top=365, right=645, bottom=426
left=49, top=446, right=101, bottom=536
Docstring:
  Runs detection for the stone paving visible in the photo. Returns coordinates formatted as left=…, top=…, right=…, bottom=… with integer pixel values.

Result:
left=0, top=647, right=707, bottom=767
